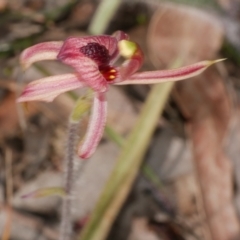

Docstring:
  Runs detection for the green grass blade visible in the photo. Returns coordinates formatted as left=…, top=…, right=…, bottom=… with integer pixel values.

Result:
left=88, top=0, right=121, bottom=34
left=79, top=81, right=174, bottom=240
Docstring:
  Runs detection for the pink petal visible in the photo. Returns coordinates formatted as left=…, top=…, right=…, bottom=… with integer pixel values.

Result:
left=17, top=74, right=84, bottom=102
left=117, top=60, right=224, bottom=85
left=78, top=92, right=107, bottom=159
left=117, top=40, right=144, bottom=81
left=58, top=56, right=108, bottom=92
left=20, top=41, right=63, bottom=69
left=119, top=58, right=143, bottom=80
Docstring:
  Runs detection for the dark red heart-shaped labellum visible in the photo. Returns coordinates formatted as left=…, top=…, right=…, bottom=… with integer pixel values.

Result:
left=80, top=42, right=110, bottom=67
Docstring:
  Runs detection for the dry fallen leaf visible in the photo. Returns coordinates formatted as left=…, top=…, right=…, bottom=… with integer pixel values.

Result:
left=148, top=3, right=223, bottom=66
left=147, top=3, right=240, bottom=240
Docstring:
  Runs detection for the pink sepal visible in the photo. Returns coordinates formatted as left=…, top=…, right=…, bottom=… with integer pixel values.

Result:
left=20, top=41, right=63, bottom=69
left=17, top=74, right=84, bottom=102
left=113, top=31, right=129, bottom=42
left=117, top=60, right=219, bottom=85
left=78, top=92, right=107, bottom=159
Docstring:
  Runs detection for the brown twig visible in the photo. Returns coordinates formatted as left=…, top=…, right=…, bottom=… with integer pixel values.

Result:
left=2, top=148, right=13, bottom=240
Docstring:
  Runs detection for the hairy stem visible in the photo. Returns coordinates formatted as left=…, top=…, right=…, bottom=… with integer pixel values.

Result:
left=59, top=122, right=78, bottom=240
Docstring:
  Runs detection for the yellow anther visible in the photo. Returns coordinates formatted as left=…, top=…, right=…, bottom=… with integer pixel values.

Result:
left=118, top=40, right=137, bottom=59
left=109, top=75, right=115, bottom=80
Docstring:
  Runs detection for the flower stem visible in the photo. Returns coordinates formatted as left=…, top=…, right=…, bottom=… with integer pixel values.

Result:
left=59, top=122, right=78, bottom=240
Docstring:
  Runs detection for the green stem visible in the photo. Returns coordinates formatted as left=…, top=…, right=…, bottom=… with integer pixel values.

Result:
left=88, top=0, right=122, bottom=34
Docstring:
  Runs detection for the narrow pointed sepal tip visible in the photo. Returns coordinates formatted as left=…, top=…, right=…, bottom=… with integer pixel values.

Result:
left=209, top=58, right=227, bottom=65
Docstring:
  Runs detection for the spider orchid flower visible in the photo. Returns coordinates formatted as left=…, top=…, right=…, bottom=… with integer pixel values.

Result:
left=18, top=30, right=222, bottom=159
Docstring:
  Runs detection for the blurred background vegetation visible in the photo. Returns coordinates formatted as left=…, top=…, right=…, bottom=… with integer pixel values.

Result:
left=0, top=0, right=240, bottom=240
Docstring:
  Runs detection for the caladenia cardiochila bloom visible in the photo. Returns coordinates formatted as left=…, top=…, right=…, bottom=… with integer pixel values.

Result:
left=18, top=30, right=223, bottom=159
